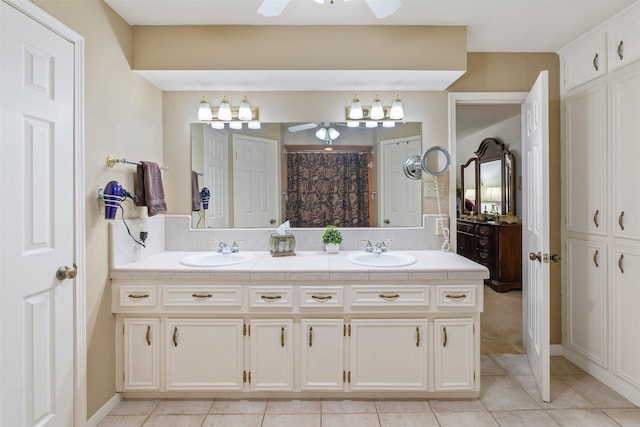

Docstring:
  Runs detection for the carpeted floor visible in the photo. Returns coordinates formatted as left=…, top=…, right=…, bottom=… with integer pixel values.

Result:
left=481, top=285, right=525, bottom=354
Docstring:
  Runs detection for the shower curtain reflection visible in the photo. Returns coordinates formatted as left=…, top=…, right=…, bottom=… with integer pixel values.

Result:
left=286, top=151, right=371, bottom=227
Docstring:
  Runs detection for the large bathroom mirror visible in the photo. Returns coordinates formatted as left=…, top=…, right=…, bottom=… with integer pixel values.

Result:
left=475, top=137, right=516, bottom=217
left=190, top=121, right=424, bottom=229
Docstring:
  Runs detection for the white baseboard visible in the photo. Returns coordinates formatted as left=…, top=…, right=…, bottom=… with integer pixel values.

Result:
left=86, top=393, right=121, bottom=427
left=550, top=344, right=563, bottom=356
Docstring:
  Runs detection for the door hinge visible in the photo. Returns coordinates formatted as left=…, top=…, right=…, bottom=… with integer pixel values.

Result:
left=473, top=323, right=475, bottom=334
left=348, top=371, right=351, bottom=384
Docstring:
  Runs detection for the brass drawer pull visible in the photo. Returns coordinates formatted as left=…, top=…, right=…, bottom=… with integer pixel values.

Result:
left=619, top=211, right=625, bottom=231
left=128, top=293, right=149, bottom=299
left=172, top=326, right=178, bottom=347
left=145, top=325, right=151, bottom=346
left=309, top=326, right=313, bottom=347
left=443, top=326, right=448, bottom=347
left=445, top=294, right=467, bottom=300
left=281, top=326, right=285, bottom=347
left=619, top=254, right=624, bottom=274
left=191, top=293, right=213, bottom=299
left=379, top=294, right=400, bottom=301
left=593, top=209, right=599, bottom=228
left=311, top=295, right=332, bottom=302
left=261, top=295, right=282, bottom=302
left=416, top=326, right=420, bottom=347
left=593, top=249, right=599, bottom=268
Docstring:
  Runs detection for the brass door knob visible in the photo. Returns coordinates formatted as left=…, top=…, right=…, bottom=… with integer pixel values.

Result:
left=550, top=254, right=561, bottom=263
left=384, top=219, right=390, bottom=224
left=528, top=252, right=542, bottom=262
left=56, top=263, right=78, bottom=280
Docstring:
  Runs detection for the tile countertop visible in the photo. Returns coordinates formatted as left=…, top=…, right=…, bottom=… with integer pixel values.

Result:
left=110, top=250, right=490, bottom=282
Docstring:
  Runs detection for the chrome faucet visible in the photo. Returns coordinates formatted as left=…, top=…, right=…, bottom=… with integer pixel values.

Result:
left=361, top=239, right=391, bottom=254
left=360, top=240, right=374, bottom=253
left=231, top=240, right=243, bottom=253
left=217, top=242, right=231, bottom=254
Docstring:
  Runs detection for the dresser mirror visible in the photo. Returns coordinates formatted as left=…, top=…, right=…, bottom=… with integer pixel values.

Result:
left=460, top=137, right=517, bottom=220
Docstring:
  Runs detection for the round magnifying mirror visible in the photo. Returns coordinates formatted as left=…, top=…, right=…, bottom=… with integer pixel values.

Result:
left=402, top=155, right=422, bottom=180
left=420, top=146, right=451, bottom=176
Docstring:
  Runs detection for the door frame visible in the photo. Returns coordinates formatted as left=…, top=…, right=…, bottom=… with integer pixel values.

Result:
left=3, top=1, right=87, bottom=424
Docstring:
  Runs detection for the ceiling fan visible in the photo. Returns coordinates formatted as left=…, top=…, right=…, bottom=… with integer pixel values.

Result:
left=288, top=122, right=343, bottom=143
left=258, top=0, right=401, bottom=19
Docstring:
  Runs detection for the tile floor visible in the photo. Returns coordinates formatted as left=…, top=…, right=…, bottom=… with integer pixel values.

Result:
left=98, top=355, right=640, bottom=427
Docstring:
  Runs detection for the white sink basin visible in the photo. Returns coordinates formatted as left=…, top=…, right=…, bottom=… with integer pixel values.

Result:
left=346, top=252, right=416, bottom=268
left=180, top=252, right=254, bottom=267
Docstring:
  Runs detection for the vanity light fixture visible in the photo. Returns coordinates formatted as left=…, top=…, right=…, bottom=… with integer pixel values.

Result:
left=347, top=121, right=360, bottom=128
left=349, top=95, right=364, bottom=120
left=197, top=95, right=260, bottom=127
left=229, top=121, right=242, bottom=130
left=198, top=96, right=213, bottom=121
left=382, top=121, right=396, bottom=128
left=370, top=96, right=384, bottom=120
left=345, top=94, right=405, bottom=122
left=210, top=121, right=225, bottom=129
left=248, top=121, right=261, bottom=129
left=389, top=94, right=404, bottom=120
left=237, top=96, right=253, bottom=121
left=217, top=96, right=232, bottom=121
left=365, top=121, right=378, bottom=128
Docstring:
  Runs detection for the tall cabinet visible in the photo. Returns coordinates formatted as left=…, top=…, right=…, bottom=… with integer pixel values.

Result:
left=560, top=1, right=640, bottom=406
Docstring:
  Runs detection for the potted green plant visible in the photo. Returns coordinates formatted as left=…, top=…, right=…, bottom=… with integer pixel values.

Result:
left=322, top=225, right=343, bottom=254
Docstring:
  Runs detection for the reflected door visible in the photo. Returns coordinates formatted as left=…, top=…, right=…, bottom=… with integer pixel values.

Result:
left=204, top=127, right=229, bottom=228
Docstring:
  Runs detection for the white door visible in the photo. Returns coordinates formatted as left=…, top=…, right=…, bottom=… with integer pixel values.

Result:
left=232, top=135, right=279, bottom=227
left=380, top=137, right=422, bottom=227
left=205, top=127, right=229, bottom=228
left=1, top=2, right=78, bottom=426
left=521, top=71, right=551, bottom=402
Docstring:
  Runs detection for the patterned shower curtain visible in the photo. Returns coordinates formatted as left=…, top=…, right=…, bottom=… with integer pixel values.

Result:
left=286, top=151, right=369, bottom=227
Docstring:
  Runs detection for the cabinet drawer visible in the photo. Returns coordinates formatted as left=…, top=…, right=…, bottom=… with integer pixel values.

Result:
left=162, top=286, right=242, bottom=307
left=476, top=225, right=496, bottom=237
left=435, top=286, right=477, bottom=308
left=476, top=236, right=495, bottom=249
left=457, top=222, right=475, bottom=234
left=299, top=286, right=343, bottom=308
left=477, top=249, right=496, bottom=264
left=249, top=286, right=294, bottom=309
left=350, top=285, right=429, bottom=308
left=119, top=285, right=158, bottom=308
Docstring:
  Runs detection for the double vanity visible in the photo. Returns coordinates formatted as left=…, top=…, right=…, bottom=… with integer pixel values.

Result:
left=110, top=216, right=488, bottom=399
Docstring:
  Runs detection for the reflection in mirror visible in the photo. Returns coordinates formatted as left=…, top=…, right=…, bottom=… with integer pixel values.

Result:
left=460, top=158, right=478, bottom=215
left=480, top=161, right=501, bottom=214
left=190, top=122, right=423, bottom=229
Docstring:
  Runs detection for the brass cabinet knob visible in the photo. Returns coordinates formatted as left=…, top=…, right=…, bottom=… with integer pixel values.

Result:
left=56, top=263, right=78, bottom=280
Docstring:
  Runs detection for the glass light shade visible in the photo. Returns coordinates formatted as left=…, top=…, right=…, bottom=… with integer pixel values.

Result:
left=382, top=121, right=396, bottom=128
left=198, top=96, right=213, bottom=121
left=217, top=96, right=232, bottom=121
left=370, top=97, right=384, bottom=120
left=389, top=95, right=404, bottom=120
left=229, top=121, right=242, bottom=129
left=210, top=121, right=225, bottom=129
left=237, top=96, right=252, bottom=121
left=347, top=121, right=360, bottom=128
left=328, top=127, right=340, bottom=140
left=349, top=96, right=363, bottom=120
left=248, top=121, right=261, bottom=129
left=315, top=127, right=328, bottom=141
left=365, top=121, right=378, bottom=128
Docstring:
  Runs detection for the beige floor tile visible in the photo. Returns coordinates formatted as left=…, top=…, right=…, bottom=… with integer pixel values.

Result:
left=202, top=414, right=263, bottom=427
left=97, top=415, right=147, bottom=427
left=153, top=399, right=213, bottom=415
left=262, top=413, right=321, bottom=427
left=603, top=408, right=640, bottom=427
left=266, top=399, right=321, bottom=414
left=480, top=376, right=540, bottom=411
left=546, top=409, right=620, bottom=426
left=374, top=399, right=431, bottom=413
left=210, top=399, right=267, bottom=415
left=378, top=412, right=439, bottom=427
left=482, top=354, right=507, bottom=376
left=109, top=400, right=159, bottom=416
left=322, top=399, right=377, bottom=414
left=321, top=413, right=380, bottom=427
left=141, top=414, right=205, bottom=427
left=489, top=354, right=533, bottom=376
left=491, top=410, right=560, bottom=426
left=561, top=375, right=637, bottom=409
left=550, top=356, right=585, bottom=375
left=435, top=411, right=500, bottom=427
left=428, top=398, right=486, bottom=412
left=512, top=375, right=594, bottom=409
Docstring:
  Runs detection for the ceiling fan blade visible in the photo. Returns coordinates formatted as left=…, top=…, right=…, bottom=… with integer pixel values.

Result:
left=257, top=0, right=290, bottom=17
left=288, top=122, right=318, bottom=132
left=364, top=0, right=401, bottom=19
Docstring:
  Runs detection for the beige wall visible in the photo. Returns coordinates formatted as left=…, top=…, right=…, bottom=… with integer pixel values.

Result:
left=450, top=53, right=562, bottom=344
left=29, top=1, right=561, bottom=418
left=33, top=0, right=164, bottom=419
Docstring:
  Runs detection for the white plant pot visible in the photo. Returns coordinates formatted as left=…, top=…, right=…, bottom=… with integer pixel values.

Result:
left=325, top=243, right=340, bottom=254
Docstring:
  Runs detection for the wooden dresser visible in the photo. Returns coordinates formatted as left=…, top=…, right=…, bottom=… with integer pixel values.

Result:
left=456, top=219, right=522, bottom=292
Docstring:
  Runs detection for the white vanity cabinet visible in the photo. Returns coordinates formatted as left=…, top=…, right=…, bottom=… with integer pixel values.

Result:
left=123, top=318, right=160, bottom=390
left=248, top=319, right=294, bottom=391
left=433, top=318, right=474, bottom=391
left=166, top=318, right=244, bottom=391
left=349, top=319, right=428, bottom=391
left=300, top=319, right=344, bottom=391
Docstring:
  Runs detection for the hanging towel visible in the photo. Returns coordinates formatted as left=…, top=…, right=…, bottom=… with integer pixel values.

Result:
left=141, top=161, right=167, bottom=216
left=134, top=165, right=146, bottom=207
left=191, top=170, right=201, bottom=211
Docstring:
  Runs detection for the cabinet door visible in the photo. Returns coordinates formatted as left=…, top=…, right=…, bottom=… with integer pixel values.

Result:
left=608, top=6, right=640, bottom=71
left=166, top=319, right=244, bottom=390
left=249, top=319, right=294, bottom=390
left=300, top=319, right=344, bottom=390
left=565, top=239, right=608, bottom=367
left=350, top=319, right=427, bottom=390
left=612, top=63, right=640, bottom=240
left=124, top=318, right=160, bottom=390
left=433, top=318, right=474, bottom=391
left=564, top=84, right=607, bottom=236
left=612, top=248, right=640, bottom=388
left=562, top=32, right=607, bottom=92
